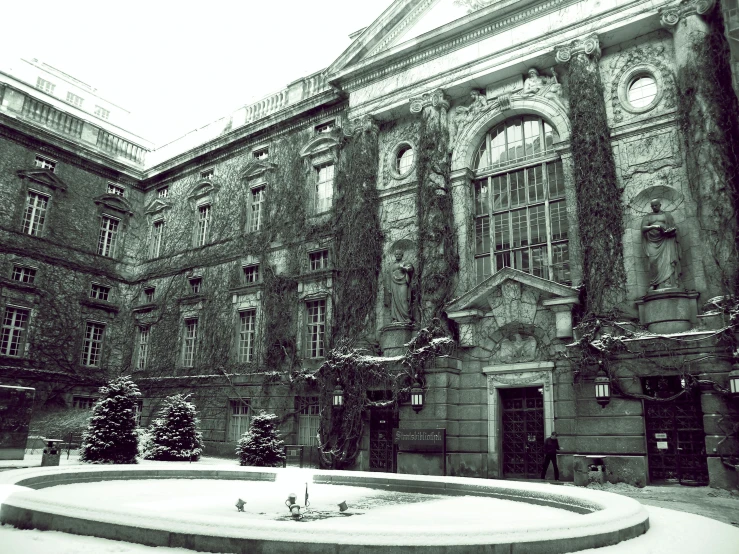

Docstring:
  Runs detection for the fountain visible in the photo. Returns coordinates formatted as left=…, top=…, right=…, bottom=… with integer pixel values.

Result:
left=0, top=464, right=649, bottom=553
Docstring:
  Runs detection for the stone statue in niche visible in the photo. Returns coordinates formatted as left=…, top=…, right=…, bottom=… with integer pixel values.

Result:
left=522, top=67, right=564, bottom=107
left=498, top=333, right=538, bottom=363
left=385, top=249, right=414, bottom=323
left=641, top=198, right=680, bottom=290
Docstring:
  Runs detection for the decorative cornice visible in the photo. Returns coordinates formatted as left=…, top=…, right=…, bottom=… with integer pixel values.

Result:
left=554, top=34, right=601, bottom=64
left=367, top=0, right=437, bottom=58
left=343, top=114, right=379, bottom=136
left=409, top=89, right=450, bottom=114
left=659, top=0, right=716, bottom=28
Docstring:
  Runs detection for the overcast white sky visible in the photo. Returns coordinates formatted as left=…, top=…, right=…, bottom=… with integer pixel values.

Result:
left=2, top=0, right=395, bottom=145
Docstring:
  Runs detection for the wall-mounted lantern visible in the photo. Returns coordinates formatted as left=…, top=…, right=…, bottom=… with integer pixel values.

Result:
left=411, top=381, right=424, bottom=413
left=729, top=367, right=739, bottom=398
left=594, top=371, right=611, bottom=408
left=332, top=380, right=344, bottom=408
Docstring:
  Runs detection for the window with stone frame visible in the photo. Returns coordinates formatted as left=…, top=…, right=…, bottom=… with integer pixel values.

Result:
left=296, top=396, right=320, bottom=448
left=182, top=318, right=198, bottom=367
left=36, top=77, right=56, bottom=94
left=250, top=186, right=265, bottom=232
left=157, top=186, right=169, bottom=198
left=228, top=399, right=250, bottom=442
left=144, top=287, right=155, bottom=303
left=94, top=105, right=110, bottom=120
left=81, top=321, right=105, bottom=367
left=11, top=265, right=37, bottom=284
left=242, top=264, right=260, bottom=284
left=66, top=91, right=84, bottom=107
left=472, top=116, right=569, bottom=285
left=305, top=299, right=326, bottom=358
left=309, top=249, right=329, bottom=271
left=189, top=277, right=202, bottom=294
left=150, top=219, right=165, bottom=258
left=72, top=396, right=97, bottom=410
left=107, top=183, right=125, bottom=196
left=238, top=309, right=257, bottom=363
left=195, top=204, right=211, bottom=246
left=22, top=190, right=49, bottom=236
left=1, top=306, right=30, bottom=357
left=89, top=283, right=111, bottom=301
left=97, top=215, right=120, bottom=257
left=34, top=155, right=56, bottom=172
left=315, top=163, right=334, bottom=213
left=136, top=326, right=150, bottom=370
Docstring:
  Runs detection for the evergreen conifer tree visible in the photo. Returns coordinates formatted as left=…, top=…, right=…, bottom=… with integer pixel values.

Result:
left=146, top=394, right=204, bottom=461
left=236, top=411, right=285, bottom=467
left=79, top=376, right=140, bottom=464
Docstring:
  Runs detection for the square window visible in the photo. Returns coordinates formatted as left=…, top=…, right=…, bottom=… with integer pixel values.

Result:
left=97, top=216, right=119, bottom=257
left=306, top=299, right=326, bottom=358
left=22, top=191, right=49, bottom=236
left=242, top=264, right=259, bottom=284
left=66, top=92, right=84, bottom=107
left=157, top=186, right=169, bottom=198
left=200, top=168, right=214, bottom=180
left=94, top=106, right=110, bottom=120
left=11, top=265, right=37, bottom=284
left=81, top=321, right=105, bottom=366
left=309, top=250, right=329, bottom=271
left=107, top=183, right=125, bottom=196
left=36, top=77, right=56, bottom=94
left=144, top=287, right=155, bottom=303
left=1, top=306, right=30, bottom=357
left=253, top=148, right=269, bottom=160
left=315, top=120, right=335, bottom=134
left=34, top=155, right=56, bottom=172
left=90, top=283, right=111, bottom=302
left=189, top=277, right=202, bottom=294
left=182, top=318, right=198, bottom=367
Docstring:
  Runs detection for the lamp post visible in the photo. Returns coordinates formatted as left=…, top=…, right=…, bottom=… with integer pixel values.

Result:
left=332, top=380, right=344, bottom=408
left=411, top=381, right=424, bottom=413
left=594, top=371, right=611, bottom=408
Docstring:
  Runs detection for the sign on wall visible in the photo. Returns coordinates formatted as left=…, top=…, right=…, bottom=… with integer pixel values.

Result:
left=394, top=428, right=445, bottom=452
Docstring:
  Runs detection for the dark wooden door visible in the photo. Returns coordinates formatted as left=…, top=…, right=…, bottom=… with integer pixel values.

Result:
left=501, top=387, right=545, bottom=478
left=643, top=376, right=708, bottom=485
left=369, top=407, right=397, bottom=472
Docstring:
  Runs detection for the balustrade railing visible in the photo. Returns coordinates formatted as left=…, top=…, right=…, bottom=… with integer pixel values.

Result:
left=96, top=129, right=147, bottom=165
left=21, top=96, right=84, bottom=138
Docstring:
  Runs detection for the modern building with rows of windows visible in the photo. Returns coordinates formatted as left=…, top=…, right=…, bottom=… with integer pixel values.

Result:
left=1, top=0, right=739, bottom=489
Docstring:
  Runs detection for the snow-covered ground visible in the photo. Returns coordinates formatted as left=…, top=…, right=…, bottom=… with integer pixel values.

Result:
left=1, top=504, right=737, bottom=554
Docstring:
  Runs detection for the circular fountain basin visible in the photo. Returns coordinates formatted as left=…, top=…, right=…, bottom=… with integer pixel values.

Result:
left=0, top=465, right=649, bottom=554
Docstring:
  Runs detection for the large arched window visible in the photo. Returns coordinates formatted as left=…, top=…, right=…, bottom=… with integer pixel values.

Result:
left=473, top=116, right=570, bottom=285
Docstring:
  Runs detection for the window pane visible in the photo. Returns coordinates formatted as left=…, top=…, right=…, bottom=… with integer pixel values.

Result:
left=506, top=119, right=524, bottom=163
left=628, top=76, right=657, bottom=107
left=510, top=209, right=528, bottom=248
left=547, top=160, right=565, bottom=199
left=529, top=205, right=547, bottom=245
left=549, top=201, right=569, bottom=241
left=495, top=251, right=511, bottom=272
left=509, top=170, right=526, bottom=208
left=493, top=213, right=510, bottom=251
left=526, top=165, right=544, bottom=204
left=1, top=307, right=29, bottom=357
left=475, top=216, right=490, bottom=255
left=544, top=121, right=559, bottom=150
left=523, top=116, right=542, bottom=157
left=239, top=310, right=256, bottom=363
left=476, top=255, right=491, bottom=283
left=531, top=245, right=548, bottom=279
left=306, top=300, right=326, bottom=358
left=551, top=243, right=571, bottom=283
left=474, top=180, right=488, bottom=216
left=512, top=248, right=530, bottom=273
left=491, top=175, right=507, bottom=210
left=23, top=192, right=49, bottom=236
left=489, top=124, right=506, bottom=166
left=474, top=137, right=488, bottom=170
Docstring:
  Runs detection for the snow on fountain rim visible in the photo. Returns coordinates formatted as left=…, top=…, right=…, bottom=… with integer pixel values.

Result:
left=0, top=464, right=649, bottom=546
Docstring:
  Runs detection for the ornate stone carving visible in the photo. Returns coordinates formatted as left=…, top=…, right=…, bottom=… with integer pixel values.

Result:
left=555, top=34, right=601, bottom=64
left=487, top=371, right=551, bottom=392
left=522, top=67, right=565, bottom=109
left=660, top=0, right=717, bottom=28
left=409, top=89, right=450, bottom=114
left=343, top=115, right=378, bottom=137
left=498, top=333, right=538, bottom=363
left=449, top=90, right=488, bottom=152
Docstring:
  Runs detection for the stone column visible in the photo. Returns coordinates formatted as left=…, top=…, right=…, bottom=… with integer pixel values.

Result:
left=409, top=90, right=458, bottom=326
left=554, top=35, right=626, bottom=316
left=661, top=0, right=739, bottom=297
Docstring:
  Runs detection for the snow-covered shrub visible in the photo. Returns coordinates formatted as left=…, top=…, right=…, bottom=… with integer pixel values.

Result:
left=145, top=394, right=204, bottom=461
left=236, top=411, right=285, bottom=467
left=79, top=376, right=140, bottom=464
left=136, top=427, right=153, bottom=459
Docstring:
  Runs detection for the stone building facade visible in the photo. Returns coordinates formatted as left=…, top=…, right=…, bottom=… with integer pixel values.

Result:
left=1, top=0, right=738, bottom=488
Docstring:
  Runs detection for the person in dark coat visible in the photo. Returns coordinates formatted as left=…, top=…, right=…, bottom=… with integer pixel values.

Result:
left=541, top=431, right=560, bottom=481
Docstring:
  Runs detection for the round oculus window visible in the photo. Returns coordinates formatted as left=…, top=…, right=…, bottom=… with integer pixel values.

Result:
left=627, top=76, right=658, bottom=108
left=396, top=145, right=414, bottom=176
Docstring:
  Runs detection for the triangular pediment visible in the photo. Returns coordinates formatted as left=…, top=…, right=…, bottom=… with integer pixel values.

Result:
left=242, top=160, right=277, bottom=180
left=145, top=198, right=172, bottom=215
left=17, top=169, right=68, bottom=191
left=93, top=194, right=134, bottom=215
left=446, top=267, right=578, bottom=314
left=328, top=0, right=491, bottom=77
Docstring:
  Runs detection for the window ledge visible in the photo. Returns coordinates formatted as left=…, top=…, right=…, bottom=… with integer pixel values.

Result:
left=229, top=283, right=263, bottom=295
left=132, top=302, right=158, bottom=313
left=0, top=277, right=39, bottom=294
left=79, top=297, right=120, bottom=313
left=179, top=293, right=205, bottom=304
